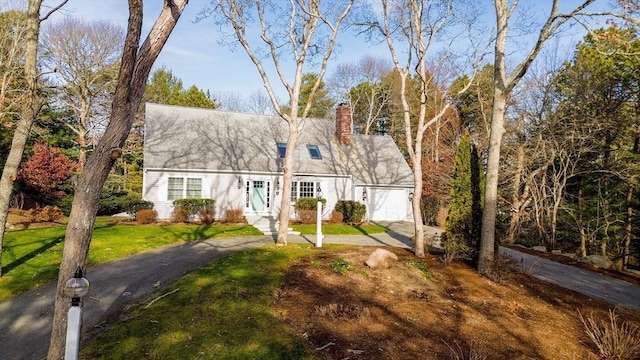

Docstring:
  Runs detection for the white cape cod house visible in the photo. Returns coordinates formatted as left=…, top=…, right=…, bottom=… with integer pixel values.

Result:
left=142, top=103, right=414, bottom=224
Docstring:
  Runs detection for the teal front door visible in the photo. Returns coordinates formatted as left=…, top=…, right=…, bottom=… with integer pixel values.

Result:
left=251, top=181, right=266, bottom=211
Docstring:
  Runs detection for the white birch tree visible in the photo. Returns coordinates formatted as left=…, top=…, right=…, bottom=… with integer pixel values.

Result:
left=478, top=0, right=603, bottom=274
left=366, top=0, right=478, bottom=257
left=206, top=0, right=354, bottom=245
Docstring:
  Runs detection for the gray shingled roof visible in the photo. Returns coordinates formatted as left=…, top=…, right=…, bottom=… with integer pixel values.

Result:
left=144, top=103, right=414, bottom=186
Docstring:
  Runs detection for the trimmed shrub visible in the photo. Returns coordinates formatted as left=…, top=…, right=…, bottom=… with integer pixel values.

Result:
left=294, top=197, right=326, bottom=211
left=334, top=200, right=366, bottom=224
left=126, top=200, right=154, bottom=218
left=297, top=209, right=317, bottom=224
left=198, top=207, right=215, bottom=225
left=136, top=209, right=158, bottom=224
left=330, top=210, right=344, bottom=224
left=295, top=197, right=326, bottom=222
left=172, top=198, right=215, bottom=222
left=225, top=206, right=245, bottom=224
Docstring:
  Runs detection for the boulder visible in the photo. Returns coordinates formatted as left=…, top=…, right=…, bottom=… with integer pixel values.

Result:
left=582, top=255, right=613, bottom=269
left=532, top=246, right=547, bottom=252
left=365, top=249, right=398, bottom=269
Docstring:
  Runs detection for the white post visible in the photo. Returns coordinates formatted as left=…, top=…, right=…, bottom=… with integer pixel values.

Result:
left=65, top=306, right=82, bottom=360
left=316, top=199, right=323, bottom=248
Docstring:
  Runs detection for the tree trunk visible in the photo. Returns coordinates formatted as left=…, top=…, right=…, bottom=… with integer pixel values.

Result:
left=276, top=124, right=299, bottom=246
left=505, top=140, right=525, bottom=244
left=413, top=160, right=425, bottom=258
left=624, top=182, right=634, bottom=269
left=47, top=2, right=187, bottom=358
left=478, top=0, right=509, bottom=275
left=478, top=89, right=506, bottom=274
left=0, top=0, right=43, bottom=277
left=578, top=184, right=587, bottom=258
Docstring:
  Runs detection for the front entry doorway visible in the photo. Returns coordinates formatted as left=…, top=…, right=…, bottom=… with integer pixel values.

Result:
left=245, top=179, right=271, bottom=214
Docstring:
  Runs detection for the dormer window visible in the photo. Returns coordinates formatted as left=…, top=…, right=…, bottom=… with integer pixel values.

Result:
left=276, top=142, right=286, bottom=158
left=307, top=145, right=322, bottom=159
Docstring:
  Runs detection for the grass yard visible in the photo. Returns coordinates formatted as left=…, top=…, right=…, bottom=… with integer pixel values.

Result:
left=81, top=245, right=322, bottom=360
left=0, top=221, right=262, bottom=301
left=291, top=223, right=386, bottom=235
left=80, top=245, right=640, bottom=360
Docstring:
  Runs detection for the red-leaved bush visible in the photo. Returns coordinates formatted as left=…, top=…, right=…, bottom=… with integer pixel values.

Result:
left=17, top=143, right=79, bottom=200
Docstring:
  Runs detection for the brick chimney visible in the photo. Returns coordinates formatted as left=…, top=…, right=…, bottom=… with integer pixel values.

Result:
left=335, top=103, right=352, bottom=145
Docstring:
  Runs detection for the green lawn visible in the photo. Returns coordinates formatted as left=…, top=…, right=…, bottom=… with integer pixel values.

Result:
left=81, top=245, right=324, bottom=360
left=291, top=223, right=386, bottom=235
left=0, top=222, right=262, bottom=301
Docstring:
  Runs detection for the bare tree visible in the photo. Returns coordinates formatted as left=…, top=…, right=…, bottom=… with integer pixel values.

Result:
left=367, top=0, right=478, bottom=257
left=213, top=89, right=275, bottom=114
left=47, top=1, right=188, bottom=358
left=0, top=0, right=69, bottom=276
left=327, top=55, right=392, bottom=135
left=0, top=3, right=28, bottom=124
left=478, top=0, right=603, bottom=274
left=207, top=0, right=355, bottom=245
left=41, top=17, right=125, bottom=166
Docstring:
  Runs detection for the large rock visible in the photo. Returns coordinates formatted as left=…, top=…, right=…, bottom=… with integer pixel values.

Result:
left=582, top=255, right=613, bottom=269
left=532, top=246, right=547, bottom=252
left=365, top=249, right=398, bottom=269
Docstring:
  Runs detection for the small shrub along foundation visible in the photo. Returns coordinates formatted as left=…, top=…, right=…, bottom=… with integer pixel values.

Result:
left=171, top=198, right=215, bottom=223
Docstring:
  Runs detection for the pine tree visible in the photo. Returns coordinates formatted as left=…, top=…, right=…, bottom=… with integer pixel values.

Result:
left=446, top=131, right=484, bottom=262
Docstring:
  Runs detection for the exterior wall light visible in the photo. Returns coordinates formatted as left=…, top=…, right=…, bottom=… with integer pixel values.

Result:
left=237, top=175, right=243, bottom=189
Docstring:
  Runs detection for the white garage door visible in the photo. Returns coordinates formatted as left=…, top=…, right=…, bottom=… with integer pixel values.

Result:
left=367, top=188, right=408, bottom=221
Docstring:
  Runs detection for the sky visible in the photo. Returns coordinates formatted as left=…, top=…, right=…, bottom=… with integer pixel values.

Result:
left=36, top=0, right=611, bottom=107
left=39, top=0, right=388, bottom=105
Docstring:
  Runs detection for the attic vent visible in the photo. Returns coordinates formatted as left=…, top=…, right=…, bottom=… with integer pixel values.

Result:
left=307, top=145, right=322, bottom=159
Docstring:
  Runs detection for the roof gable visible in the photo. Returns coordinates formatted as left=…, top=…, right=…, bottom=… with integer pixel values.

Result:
left=144, top=103, right=413, bottom=186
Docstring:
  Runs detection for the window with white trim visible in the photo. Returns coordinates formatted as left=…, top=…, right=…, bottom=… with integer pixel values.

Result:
left=167, top=177, right=202, bottom=200
left=186, top=178, right=202, bottom=198
left=291, top=181, right=320, bottom=201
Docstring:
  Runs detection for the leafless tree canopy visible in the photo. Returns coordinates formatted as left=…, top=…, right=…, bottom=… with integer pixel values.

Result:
left=40, top=17, right=125, bottom=165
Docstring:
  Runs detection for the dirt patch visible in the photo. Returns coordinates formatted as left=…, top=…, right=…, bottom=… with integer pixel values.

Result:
left=274, top=247, right=640, bottom=360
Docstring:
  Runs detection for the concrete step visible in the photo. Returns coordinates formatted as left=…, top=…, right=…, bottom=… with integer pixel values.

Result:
left=246, top=216, right=299, bottom=236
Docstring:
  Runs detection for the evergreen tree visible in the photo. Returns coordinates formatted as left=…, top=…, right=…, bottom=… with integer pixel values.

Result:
left=446, top=131, right=484, bottom=262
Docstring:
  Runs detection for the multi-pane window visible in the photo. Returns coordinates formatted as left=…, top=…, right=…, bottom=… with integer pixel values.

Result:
left=299, top=181, right=315, bottom=198
left=167, top=177, right=202, bottom=200
left=168, top=177, right=184, bottom=200
left=291, top=181, right=319, bottom=201
left=186, top=178, right=202, bottom=198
